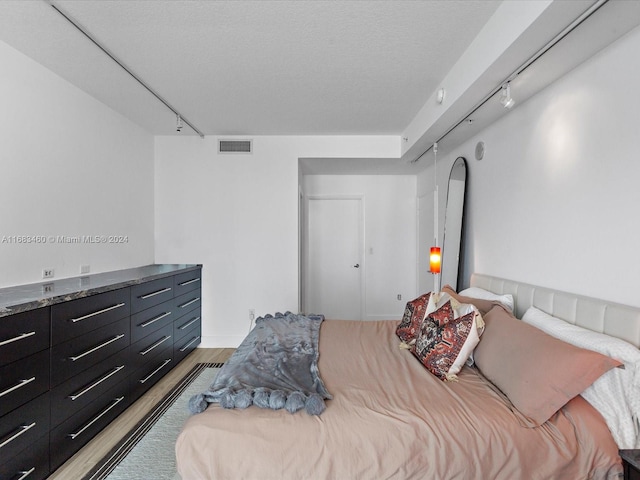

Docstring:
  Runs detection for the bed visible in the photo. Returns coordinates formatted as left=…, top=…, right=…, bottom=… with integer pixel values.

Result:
left=176, top=274, right=640, bottom=479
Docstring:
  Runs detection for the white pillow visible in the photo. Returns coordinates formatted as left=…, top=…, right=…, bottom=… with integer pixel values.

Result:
left=459, top=287, right=514, bottom=312
left=522, top=306, right=640, bottom=449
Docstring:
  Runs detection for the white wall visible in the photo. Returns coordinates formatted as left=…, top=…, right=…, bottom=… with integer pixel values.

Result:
left=420, top=25, right=640, bottom=308
left=154, top=135, right=399, bottom=347
left=302, top=175, right=417, bottom=319
left=0, top=41, right=155, bottom=287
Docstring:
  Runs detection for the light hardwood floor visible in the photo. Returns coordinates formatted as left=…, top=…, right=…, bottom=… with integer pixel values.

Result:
left=49, top=348, right=235, bottom=480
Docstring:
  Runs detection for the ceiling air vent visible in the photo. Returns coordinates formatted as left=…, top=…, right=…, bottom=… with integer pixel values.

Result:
left=218, top=139, right=252, bottom=154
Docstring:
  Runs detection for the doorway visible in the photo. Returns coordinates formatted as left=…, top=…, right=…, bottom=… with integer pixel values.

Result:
left=304, top=196, right=364, bottom=320
left=417, top=192, right=434, bottom=294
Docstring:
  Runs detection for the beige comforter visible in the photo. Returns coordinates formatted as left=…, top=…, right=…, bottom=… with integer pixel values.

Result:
left=176, top=320, right=623, bottom=479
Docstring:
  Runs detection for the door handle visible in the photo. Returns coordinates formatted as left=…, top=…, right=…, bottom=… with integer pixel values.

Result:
left=353, top=264, right=360, bottom=268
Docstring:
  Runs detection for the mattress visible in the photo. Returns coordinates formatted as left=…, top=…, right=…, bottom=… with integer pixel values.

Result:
left=176, top=320, right=623, bottom=479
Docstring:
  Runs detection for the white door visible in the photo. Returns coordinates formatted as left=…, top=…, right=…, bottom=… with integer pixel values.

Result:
left=305, top=197, right=363, bottom=320
left=417, top=193, right=435, bottom=294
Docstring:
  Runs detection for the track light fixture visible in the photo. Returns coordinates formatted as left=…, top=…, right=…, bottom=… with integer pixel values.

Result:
left=47, top=1, right=204, bottom=138
left=500, top=82, right=515, bottom=109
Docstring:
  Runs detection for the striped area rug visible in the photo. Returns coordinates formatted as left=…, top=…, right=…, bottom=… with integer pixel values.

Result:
left=84, top=363, right=223, bottom=480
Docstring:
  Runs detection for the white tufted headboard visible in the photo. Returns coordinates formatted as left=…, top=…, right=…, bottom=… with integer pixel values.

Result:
left=470, top=273, right=640, bottom=349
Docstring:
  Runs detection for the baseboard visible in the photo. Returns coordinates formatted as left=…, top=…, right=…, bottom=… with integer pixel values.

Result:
left=199, top=334, right=245, bottom=348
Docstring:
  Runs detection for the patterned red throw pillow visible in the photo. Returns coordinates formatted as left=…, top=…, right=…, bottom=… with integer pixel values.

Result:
left=412, top=296, right=483, bottom=381
left=396, top=293, right=431, bottom=344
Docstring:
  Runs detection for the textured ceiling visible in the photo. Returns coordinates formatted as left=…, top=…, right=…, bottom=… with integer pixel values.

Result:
left=0, top=0, right=501, bottom=136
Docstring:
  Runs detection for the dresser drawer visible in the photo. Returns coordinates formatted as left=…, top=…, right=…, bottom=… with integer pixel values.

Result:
left=130, top=355, right=173, bottom=402
left=131, top=277, right=174, bottom=314
left=174, top=327, right=201, bottom=364
left=50, top=348, right=129, bottom=428
left=0, top=392, right=49, bottom=462
left=51, top=288, right=130, bottom=345
left=0, top=432, right=49, bottom=480
left=0, top=307, right=49, bottom=366
left=129, top=323, right=173, bottom=373
left=173, top=269, right=201, bottom=297
left=174, top=310, right=201, bottom=342
left=0, top=349, right=50, bottom=417
left=174, top=290, right=201, bottom=317
left=51, top=316, right=130, bottom=387
left=130, top=299, right=175, bottom=344
left=50, top=379, right=129, bottom=471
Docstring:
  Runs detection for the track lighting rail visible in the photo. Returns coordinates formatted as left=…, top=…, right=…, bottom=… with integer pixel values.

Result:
left=411, top=0, right=608, bottom=164
left=46, top=0, right=205, bottom=138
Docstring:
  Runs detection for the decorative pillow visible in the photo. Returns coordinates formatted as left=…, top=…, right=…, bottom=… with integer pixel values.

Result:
left=459, top=287, right=515, bottom=312
left=474, top=305, right=622, bottom=427
left=522, top=306, right=640, bottom=448
left=396, top=292, right=431, bottom=344
left=411, top=292, right=484, bottom=381
left=442, top=285, right=501, bottom=315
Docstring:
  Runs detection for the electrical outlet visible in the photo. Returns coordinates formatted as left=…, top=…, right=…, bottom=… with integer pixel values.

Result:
left=42, top=268, right=55, bottom=279
left=42, top=283, right=54, bottom=294
left=80, top=264, right=90, bottom=274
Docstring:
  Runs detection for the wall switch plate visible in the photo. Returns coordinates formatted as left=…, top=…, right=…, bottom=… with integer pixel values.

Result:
left=397, top=294, right=402, bottom=300
left=42, top=268, right=54, bottom=279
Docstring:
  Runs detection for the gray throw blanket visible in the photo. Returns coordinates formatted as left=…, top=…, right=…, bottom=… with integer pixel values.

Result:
left=189, top=312, right=332, bottom=415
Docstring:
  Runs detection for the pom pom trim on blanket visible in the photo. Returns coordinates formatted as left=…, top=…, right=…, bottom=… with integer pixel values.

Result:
left=189, top=387, right=327, bottom=415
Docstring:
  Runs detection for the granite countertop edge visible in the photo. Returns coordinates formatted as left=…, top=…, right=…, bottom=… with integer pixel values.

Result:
left=0, top=264, right=201, bottom=318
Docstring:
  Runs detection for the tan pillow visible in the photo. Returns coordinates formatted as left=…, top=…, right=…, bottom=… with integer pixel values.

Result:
left=442, top=285, right=499, bottom=315
left=474, top=305, right=622, bottom=426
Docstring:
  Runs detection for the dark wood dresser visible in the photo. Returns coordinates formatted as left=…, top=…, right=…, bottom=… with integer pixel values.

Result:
left=0, top=264, right=202, bottom=479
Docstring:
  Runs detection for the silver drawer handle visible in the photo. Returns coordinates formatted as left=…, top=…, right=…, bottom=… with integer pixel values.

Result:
left=0, top=331, right=36, bottom=347
left=69, top=365, right=126, bottom=401
left=178, top=278, right=200, bottom=286
left=139, top=311, right=171, bottom=328
left=178, top=297, right=200, bottom=309
left=139, top=359, right=172, bottom=384
left=140, top=287, right=171, bottom=299
left=178, top=316, right=200, bottom=330
left=16, top=467, right=36, bottom=480
left=0, top=377, right=36, bottom=399
left=179, top=336, right=201, bottom=352
left=0, top=422, right=36, bottom=449
left=68, top=396, right=124, bottom=440
left=139, top=336, right=172, bottom=356
left=69, top=334, right=125, bottom=362
left=71, top=303, right=126, bottom=323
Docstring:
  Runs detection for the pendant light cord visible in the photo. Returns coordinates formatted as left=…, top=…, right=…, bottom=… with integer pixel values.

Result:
left=433, top=142, right=438, bottom=247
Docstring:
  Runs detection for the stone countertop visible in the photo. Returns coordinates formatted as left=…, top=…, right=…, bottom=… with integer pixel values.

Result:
left=0, top=264, right=201, bottom=318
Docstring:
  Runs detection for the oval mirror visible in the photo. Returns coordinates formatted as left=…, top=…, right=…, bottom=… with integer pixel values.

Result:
left=441, top=157, right=467, bottom=290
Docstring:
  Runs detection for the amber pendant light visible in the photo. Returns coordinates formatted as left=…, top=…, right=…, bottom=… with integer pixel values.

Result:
left=430, top=246, right=441, bottom=274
